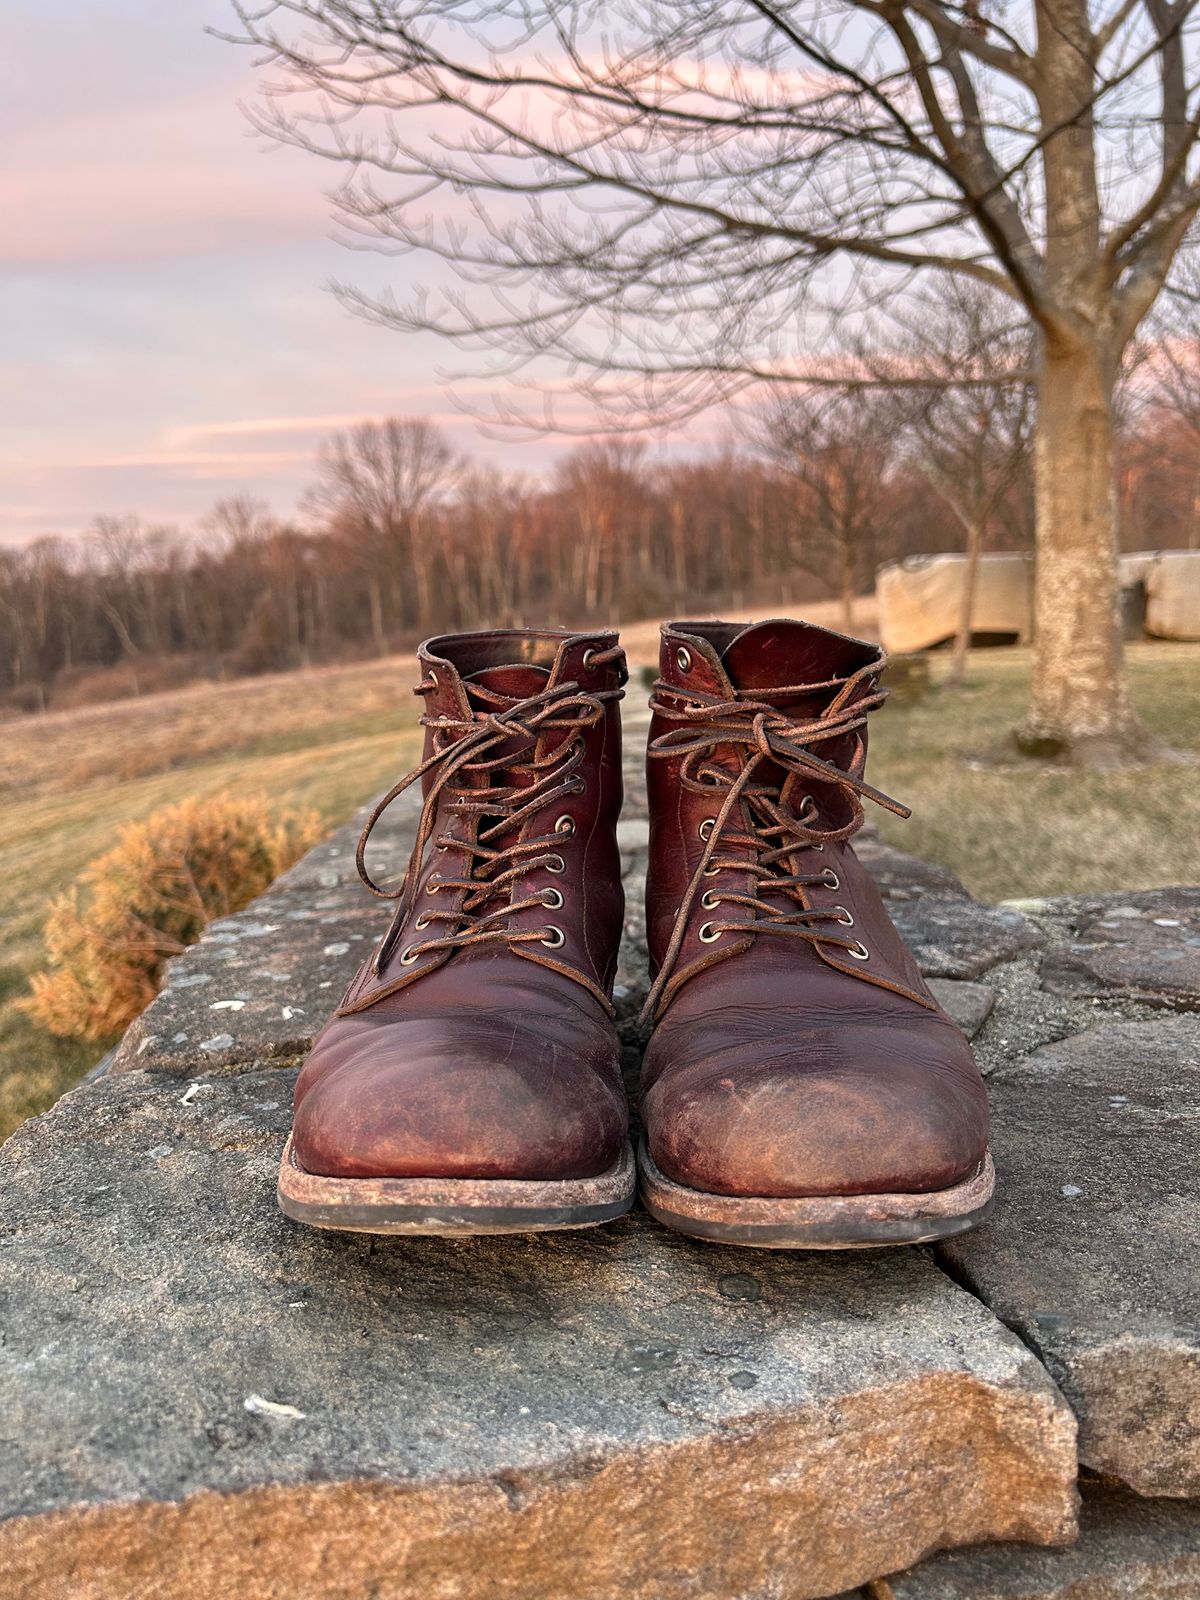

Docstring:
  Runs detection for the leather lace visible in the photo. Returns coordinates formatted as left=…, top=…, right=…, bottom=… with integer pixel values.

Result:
left=357, top=650, right=624, bottom=973
left=640, top=675, right=910, bottom=1024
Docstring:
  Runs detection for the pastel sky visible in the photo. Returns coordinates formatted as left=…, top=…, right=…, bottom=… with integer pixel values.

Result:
left=0, top=0, right=699, bottom=546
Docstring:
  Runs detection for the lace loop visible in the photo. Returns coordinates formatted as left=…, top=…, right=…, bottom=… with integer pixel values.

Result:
left=359, top=667, right=623, bottom=974
left=639, top=677, right=908, bottom=1024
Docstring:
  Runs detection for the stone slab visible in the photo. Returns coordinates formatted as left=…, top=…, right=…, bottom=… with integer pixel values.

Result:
left=940, top=1016, right=1200, bottom=1498
left=1039, top=889, right=1200, bottom=1013
left=926, top=979, right=996, bottom=1041
left=110, top=883, right=391, bottom=1075
left=869, top=1481, right=1200, bottom=1599
left=0, top=1071, right=1077, bottom=1600
left=890, top=897, right=1044, bottom=980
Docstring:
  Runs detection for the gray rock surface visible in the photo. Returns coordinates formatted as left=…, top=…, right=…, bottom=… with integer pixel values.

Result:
left=940, top=1017, right=1200, bottom=1498
left=926, top=978, right=996, bottom=1040
left=0, top=1071, right=1076, bottom=1600
left=890, top=896, right=1044, bottom=979
left=1040, top=889, right=1200, bottom=1012
left=869, top=1481, right=1200, bottom=1598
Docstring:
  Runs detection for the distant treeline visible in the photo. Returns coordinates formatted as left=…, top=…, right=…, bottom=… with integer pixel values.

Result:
left=2, top=408, right=1196, bottom=713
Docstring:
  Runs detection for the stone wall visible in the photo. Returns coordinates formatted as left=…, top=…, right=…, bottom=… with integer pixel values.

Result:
left=1, top=702, right=1197, bottom=1598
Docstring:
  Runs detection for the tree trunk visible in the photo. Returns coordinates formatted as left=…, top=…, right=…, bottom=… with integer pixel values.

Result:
left=1017, top=335, right=1152, bottom=763
left=949, top=517, right=983, bottom=687
left=838, top=531, right=855, bottom=633
left=367, top=574, right=387, bottom=657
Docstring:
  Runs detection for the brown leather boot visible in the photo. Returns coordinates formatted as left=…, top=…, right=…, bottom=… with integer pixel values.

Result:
left=638, top=619, right=993, bottom=1248
left=278, top=628, right=635, bottom=1236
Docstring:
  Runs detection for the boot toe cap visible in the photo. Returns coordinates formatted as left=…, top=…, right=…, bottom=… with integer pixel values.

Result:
left=643, top=1017, right=988, bottom=1199
left=293, top=1012, right=626, bottom=1181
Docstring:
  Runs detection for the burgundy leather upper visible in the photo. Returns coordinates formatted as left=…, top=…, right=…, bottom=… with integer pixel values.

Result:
left=292, top=628, right=629, bottom=1181
left=641, top=618, right=989, bottom=1199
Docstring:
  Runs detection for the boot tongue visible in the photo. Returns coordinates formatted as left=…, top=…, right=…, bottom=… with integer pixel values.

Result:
left=720, top=619, right=876, bottom=700
left=463, top=662, right=550, bottom=706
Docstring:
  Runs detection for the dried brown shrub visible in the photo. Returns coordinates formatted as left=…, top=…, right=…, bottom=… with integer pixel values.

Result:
left=21, top=795, right=323, bottom=1041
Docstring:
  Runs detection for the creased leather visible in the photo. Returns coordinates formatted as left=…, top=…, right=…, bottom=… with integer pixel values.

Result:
left=292, top=628, right=628, bottom=1181
left=641, top=618, right=989, bottom=1200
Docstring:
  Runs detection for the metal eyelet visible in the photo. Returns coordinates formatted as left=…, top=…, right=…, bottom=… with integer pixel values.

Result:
left=698, top=818, right=715, bottom=842
left=846, top=940, right=870, bottom=960
left=554, top=815, right=576, bottom=837
left=399, top=946, right=421, bottom=965
left=541, top=925, right=565, bottom=949
left=428, top=670, right=439, bottom=688
left=798, top=794, right=817, bottom=822
left=542, top=886, right=564, bottom=910
left=675, top=646, right=692, bottom=673
left=832, top=906, right=854, bottom=926
left=701, top=890, right=720, bottom=910
left=415, top=913, right=432, bottom=930
left=821, top=869, right=840, bottom=891
left=582, top=647, right=598, bottom=670
left=545, top=853, right=566, bottom=873
left=427, top=873, right=443, bottom=894
left=698, top=921, right=721, bottom=943
left=703, top=863, right=720, bottom=877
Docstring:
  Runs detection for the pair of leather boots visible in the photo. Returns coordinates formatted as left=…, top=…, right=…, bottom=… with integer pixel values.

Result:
left=278, top=620, right=993, bottom=1249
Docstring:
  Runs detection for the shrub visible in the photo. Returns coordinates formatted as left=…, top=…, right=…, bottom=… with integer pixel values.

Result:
left=21, top=795, right=323, bottom=1041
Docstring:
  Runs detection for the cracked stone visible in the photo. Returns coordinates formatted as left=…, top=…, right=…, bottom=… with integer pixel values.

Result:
left=940, top=1016, right=1200, bottom=1497
left=869, top=1481, right=1200, bottom=1599
left=1040, top=888, right=1200, bottom=1012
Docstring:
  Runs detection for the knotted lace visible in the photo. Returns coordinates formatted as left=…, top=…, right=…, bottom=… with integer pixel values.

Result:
left=357, top=649, right=624, bottom=973
left=640, top=673, right=910, bottom=1024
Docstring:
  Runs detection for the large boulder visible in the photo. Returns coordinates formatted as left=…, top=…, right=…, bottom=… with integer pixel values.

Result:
left=1144, top=549, right=1200, bottom=640
left=876, top=554, right=1032, bottom=655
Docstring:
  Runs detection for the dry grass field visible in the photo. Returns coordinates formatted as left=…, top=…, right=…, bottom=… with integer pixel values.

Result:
left=2, top=628, right=1196, bottom=1143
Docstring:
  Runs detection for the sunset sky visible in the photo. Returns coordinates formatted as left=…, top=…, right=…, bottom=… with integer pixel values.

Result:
left=1, top=0, right=686, bottom=546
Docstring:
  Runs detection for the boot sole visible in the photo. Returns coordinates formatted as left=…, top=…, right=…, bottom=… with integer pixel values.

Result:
left=278, top=1135, right=636, bottom=1236
left=638, top=1141, right=995, bottom=1249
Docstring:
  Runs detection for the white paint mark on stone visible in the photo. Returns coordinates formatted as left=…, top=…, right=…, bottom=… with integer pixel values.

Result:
left=172, top=1032, right=189, bottom=1044
left=1060, top=1184, right=1082, bottom=1198
left=211, top=1000, right=246, bottom=1012
left=1109, top=1095, right=1129, bottom=1106
left=281, top=1006, right=304, bottom=1020
left=200, top=1033, right=234, bottom=1052
left=146, top=1145, right=173, bottom=1161
left=137, top=1036, right=159, bottom=1056
left=1154, top=918, right=1182, bottom=927
left=323, top=942, right=351, bottom=957
left=180, top=1084, right=213, bottom=1107
left=244, top=1394, right=306, bottom=1420
left=319, top=981, right=333, bottom=989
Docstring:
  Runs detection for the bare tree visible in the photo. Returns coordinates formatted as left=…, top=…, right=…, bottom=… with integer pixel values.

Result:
left=891, top=283, right=1036, bottom=683
left=754, top=388, right=897, bottom=631
left=553, top=439, right=648, bottom=618
left=227, top=0, right=1200, bottom=763
left=307, top=417, right=461, bottom=652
